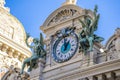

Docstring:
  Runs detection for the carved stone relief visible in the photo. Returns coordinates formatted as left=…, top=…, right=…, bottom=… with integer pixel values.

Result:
left=47, top=9, right=79, bottom=26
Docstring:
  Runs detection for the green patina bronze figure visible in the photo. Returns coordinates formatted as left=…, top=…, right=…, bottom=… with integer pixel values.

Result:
left=79, top=5, right=104, bottom=53
left=20, top=33, right=46, bottom=74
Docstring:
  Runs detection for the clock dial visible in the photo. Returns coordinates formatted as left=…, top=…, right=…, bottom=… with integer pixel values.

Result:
left=52, top=33, right=78, bottom=63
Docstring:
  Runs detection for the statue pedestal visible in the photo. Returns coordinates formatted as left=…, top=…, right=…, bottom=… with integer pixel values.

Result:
left=30, top=58, right=45, bottom=80
left=82, top=51, right=94, bottom=67
left=89, top=51, right=94, bottom=66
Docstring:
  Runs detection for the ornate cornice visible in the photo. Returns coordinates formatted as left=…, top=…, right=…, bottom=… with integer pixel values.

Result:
left=0, top=34, right=31, bottom=58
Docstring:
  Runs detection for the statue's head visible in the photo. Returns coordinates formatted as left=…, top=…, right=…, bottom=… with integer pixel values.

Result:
left=33, top=38, right=39, bottom=44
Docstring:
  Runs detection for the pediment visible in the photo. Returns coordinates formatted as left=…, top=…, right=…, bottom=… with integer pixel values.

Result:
left=105, top=28, right=120, bottom=52
left=42, top=5, right=83, bottom=27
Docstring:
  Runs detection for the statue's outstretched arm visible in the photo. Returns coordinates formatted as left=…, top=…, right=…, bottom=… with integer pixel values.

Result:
left=25, top=33, right=33, bottom=48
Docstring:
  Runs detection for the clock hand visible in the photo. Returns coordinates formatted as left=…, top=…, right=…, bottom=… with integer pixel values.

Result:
left=63, top=38, right=66, bottom=46
left=63, top=38, right=67, bottom=51
left=64, top=40, right=70, bottom=51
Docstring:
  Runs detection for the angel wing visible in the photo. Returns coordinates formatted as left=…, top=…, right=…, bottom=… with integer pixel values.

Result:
left=78, top=19, right=86, bottom=29
left=39, top=33, right=44, bottom=48
left=90, top=5, right=100, bottom=34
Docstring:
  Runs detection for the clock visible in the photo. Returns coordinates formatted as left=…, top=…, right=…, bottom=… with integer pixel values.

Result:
left=52, top=32, right=78, bottom=63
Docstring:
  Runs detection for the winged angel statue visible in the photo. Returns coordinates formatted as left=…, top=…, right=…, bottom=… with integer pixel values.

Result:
left=20, top=33, right=46, bottom=74
left=79, top=5, right=104, bottom=54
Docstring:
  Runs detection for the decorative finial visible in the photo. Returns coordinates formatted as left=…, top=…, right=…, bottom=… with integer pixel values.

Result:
left=0, top=0, right=10, bottom=12
left=0, top=0, right=5, bottom=7
left=62, top=0, right=77, bottom=6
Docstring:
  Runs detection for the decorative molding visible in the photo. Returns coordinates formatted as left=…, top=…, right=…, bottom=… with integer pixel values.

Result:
left=0, top=41, right=30, bottom=59
left=43, top=59, right=120, bottom=80
left=47, top=9, right=78, bottom=26
left=41, top=5, right=84, bottom=29
left=0, top=34, right=31, bottom=57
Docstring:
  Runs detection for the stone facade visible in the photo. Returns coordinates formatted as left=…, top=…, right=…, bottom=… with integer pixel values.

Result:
left=0, top=0, right=31, bottom=79
left=1, top=0, right=120, bottom=80
left=39, top=3, right=120, bottom=80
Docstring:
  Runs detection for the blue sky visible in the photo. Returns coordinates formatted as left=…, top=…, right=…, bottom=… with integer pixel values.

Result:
left=5, top=0, right=120, bottom=45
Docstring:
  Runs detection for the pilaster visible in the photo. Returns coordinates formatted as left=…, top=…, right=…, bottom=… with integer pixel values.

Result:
left=44, top=38, right=51, bottom=67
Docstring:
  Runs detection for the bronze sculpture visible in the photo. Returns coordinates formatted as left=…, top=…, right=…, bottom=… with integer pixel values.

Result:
left=79, top=5, right=104, bottom=53
left=20, top=33, right=46, bottom=74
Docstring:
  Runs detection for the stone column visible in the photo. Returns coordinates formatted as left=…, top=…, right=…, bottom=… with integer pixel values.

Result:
left=44, top=38, right=51, bottom=67
left=30, top=58, right=45, bottom=80
left=102, top=74, right=107, bottom=80
left=105, top=72, right=116, bottom=80
left=97, top=75, right=103, bottom=80
left=88, top=76, right=98, bottom=80
left=115, top=70, right=120, bottom=80
left=109, top=72, right=116, bottom=80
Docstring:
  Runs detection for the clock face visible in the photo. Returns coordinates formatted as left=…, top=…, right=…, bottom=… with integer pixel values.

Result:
left=52, top=33, right=78, bottom=63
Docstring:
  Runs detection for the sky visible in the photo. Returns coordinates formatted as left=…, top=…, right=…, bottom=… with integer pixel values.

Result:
left=5, top=0, right=120, bottom=45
